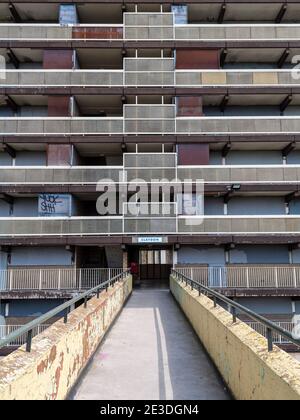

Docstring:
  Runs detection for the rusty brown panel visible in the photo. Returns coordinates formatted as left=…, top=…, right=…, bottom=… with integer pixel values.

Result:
left=47, top=144, right=72, bottom=166
left=48, top=96, right=71, bottom=117
left=177, top=96, right=203, bottom=116
left=43, top=49, right=73, bottom=69
left=177, top=143, right=209, bottom=165
left=176, top=49, right=220, bottom=69
left=72, top=27, right=123, bottom=39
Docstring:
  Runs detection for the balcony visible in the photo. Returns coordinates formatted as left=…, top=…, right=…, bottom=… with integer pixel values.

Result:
left=176, top=266, right=300, bottom=288
left=1, top=164, right=299, bottom=185
left=2, top=114, right=300, bottom=135
left=2, top=18, right=300, bottom=42
left=0, top=267, right=123, bottom=291
left=1, top=68, right=300, bottom=88
left=0, top=215, right=299, bottom=236
left=0, top=24, right=123, bottom=40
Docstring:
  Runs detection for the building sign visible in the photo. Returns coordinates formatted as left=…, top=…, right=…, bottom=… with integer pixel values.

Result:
left=137, top=237, right=164, bottom=244
left=171, top=5, right=188, bottom=25
left=38, top=194, right=72, bottom=217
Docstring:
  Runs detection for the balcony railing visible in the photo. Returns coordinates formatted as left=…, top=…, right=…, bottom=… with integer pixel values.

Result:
left=0, top=216, right=299, bottom=236
left=0, top=324, right=50, bottom=347
left=0, top=268, right=123, bottom=291
left=176, top=266, right=300, bottom=288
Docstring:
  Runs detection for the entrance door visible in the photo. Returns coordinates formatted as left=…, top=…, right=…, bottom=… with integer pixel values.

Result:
left=139, top=249, right=173, bottom=288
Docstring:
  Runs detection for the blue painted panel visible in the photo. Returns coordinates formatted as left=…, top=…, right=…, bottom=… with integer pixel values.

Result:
left=289, top=198, right=300, bottom=215
left=59, top=4, right=78, bottom=24
left=171, top=5, right=188, bottom=24
left=230, top=245, right=289, bottom=264
left=38, top=194, right=72, bottom=217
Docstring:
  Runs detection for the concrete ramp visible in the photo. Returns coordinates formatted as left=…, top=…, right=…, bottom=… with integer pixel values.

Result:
left=72, top=289, right=230, bottom=400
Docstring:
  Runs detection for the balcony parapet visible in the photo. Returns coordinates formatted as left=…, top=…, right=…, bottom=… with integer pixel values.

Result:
left=0, top=164, right=300, bottom=184
left=0, top=215, right=299, bottom=236
left=1, top=68, right=300, bottom=88
left=2, top=114, right=300, bottom=135
left=1, top=20, right=300, bottom=42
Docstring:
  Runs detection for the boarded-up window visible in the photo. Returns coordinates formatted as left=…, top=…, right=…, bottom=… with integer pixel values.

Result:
left=177, top=144, right=209, bottom=165
left=176, top=49, right=220, bottom=69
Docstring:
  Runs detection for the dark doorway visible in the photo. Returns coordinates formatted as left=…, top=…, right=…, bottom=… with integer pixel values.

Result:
left=138, top=248, right=173, bottom=288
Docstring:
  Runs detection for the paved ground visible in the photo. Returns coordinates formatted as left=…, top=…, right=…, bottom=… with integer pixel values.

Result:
left=72, top=289, right=230, bottom=400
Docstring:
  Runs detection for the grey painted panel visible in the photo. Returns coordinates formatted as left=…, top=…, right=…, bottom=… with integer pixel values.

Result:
left=0, top=201, right=10, bottom=217
left=0, top=152, right=12, bottom=166
left=236, top=297, right=292, bottom=315
left=13, top=198, right=38, bottom=217
left=292, top=248, right=300, bottom=263
left=209, top=151, right=222, bottom=164
left=228, top=197, right=286, bottom=215
left=0, top=252, right=7, bottom=289
left=203, top=106, right=282, bottom=117
left=7, top=299, right=65, bottom=317
left=10, top=247, right=73, bottom=266
left=294, top=301, right=300, bottom=314
left=204, top=197, right=224, bottom=215
left=230, top=245, right=289, bottom=264
left=15, top=151, right=46, bottom=166
left=226, top=151, right=282, bottom=165
left=178, top=245, right=225, bottom=266
left=287, top=151, right=300, bottom=164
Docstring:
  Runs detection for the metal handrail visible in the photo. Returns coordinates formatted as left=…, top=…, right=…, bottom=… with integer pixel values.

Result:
left=172, top=269, right=300, bottom=351
left=0, top=269, right=131, bottom=353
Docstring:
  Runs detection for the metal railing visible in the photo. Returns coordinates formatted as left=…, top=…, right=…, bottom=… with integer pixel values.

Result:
left=0, top=324, right=50, bottom=348
left=0, top=268, right=123, bottom=291
left=176, top=266, right=300, bottom=289
left=245, top=321, right=294, bottom=345
left=172, top=269, right=300, bottom=351
left=0, top=269, right=131, bottom=352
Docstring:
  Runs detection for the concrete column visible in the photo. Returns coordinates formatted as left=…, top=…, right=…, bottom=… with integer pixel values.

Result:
left=123, top=251, right=128, bottom=269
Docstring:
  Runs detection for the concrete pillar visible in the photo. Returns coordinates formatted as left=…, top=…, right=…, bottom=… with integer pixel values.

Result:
left=123, top=251, right=128, bottom=269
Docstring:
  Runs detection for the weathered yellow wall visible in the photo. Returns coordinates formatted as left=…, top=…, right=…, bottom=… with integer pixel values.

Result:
left=170, top=276, right=300, bottom=400
left=0, top=275, right=132, bottom=400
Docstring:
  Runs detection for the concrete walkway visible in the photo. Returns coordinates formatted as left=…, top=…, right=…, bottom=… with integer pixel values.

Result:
left=72, top=289, right=230, bottom=400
